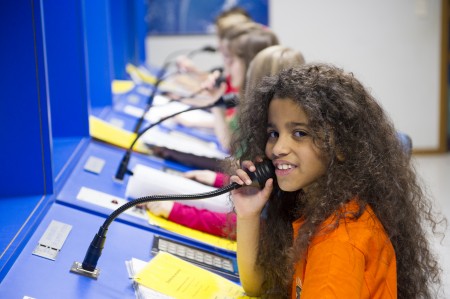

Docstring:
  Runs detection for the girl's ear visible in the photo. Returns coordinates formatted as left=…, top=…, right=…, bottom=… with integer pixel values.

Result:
left=336, top=149, right=345, bottom=162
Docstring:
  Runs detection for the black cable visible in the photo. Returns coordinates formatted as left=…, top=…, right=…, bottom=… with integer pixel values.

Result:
left=78, top=159, right=274, bottom=273
left=80, top=183, right=238, bottom=272
left=115, top=94, right=238, bottom=181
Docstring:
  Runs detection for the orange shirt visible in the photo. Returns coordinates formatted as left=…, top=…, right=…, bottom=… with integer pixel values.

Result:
left=292, top=201, right=397, bottom=299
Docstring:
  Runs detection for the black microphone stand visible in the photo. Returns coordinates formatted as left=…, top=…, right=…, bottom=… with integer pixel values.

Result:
left=70, top=160, right=274, bottom=279
left=114, top=94, right=238, bottom=181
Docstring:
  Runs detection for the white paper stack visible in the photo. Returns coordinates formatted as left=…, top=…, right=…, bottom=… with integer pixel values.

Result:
left=125, top=164, right=233, bottom=214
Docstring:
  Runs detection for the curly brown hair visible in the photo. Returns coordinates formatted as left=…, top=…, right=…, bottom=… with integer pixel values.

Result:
left=229, top=63, right=446, bottom=298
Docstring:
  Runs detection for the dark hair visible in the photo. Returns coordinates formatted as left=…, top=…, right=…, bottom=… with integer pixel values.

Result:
left=215, top=6, right=251, bottom=22
left=215, top=7, right=252, bottom=39
left=225, top=26, right=279, bottom=94
left=229, top=63, right=446, bottom=298
left=228, top=27, right=279, bottom=71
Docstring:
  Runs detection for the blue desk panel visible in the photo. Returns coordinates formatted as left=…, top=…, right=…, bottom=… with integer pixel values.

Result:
left=113, top=83, right=155, bottom=109
left=56, top=140, right=192, bottom=224
left=0, top=203, right=157, bottom=298
left=1, top=138, right=86, bottom=280
left=54, top=139, right=237, bottom=267
left=0, top=195, right=51, bottom=281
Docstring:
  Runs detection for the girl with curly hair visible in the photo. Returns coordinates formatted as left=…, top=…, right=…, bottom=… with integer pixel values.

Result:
left=230, top=63, right=445, bottom=298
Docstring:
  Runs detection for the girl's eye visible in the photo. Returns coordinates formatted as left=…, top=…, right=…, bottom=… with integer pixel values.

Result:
left=267, top=130, right=278, bottom=139
left=293, top=130, right=308, bottom=138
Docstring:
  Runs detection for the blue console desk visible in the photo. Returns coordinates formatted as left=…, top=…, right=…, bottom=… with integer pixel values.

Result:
left=0, top=138, right=238, bottom=298
left=0, top=203, right=155, bottom=298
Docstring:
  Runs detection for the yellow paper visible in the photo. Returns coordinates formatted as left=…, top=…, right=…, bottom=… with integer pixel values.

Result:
left=126, top=63, right=158, bottom=85
left=89, top=116, right=149, bottom=154
left=147, top=211, right=237, bottom=252
left=112, top=80, right=135, bottom=94
left=134, top=252, right=245, bottom=299
left=126, top=64, right=177, bottom=90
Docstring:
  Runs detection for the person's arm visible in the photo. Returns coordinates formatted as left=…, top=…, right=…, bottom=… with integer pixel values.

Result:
left=168, top=203, right=236, bottom=238
left=235, top=213, right=264, bottom=295
left=183, top=169, right=217, bottom=186
left=147, top=201, right=236, bottom=238
left=230, top=161, right=273, bottom=296
left=213, top=172, right=229, bottom=187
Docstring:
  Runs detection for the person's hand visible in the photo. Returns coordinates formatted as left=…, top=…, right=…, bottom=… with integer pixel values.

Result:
left=183, top=170, right=217, bottom=186
left=231, top=160, right=273, bottom=219
left=198, top=70, right=227, bottom=104
left=201, top=70, right=226, bottom=89
left=146, top=201, right=174, bottom=218
left=175, top=55, right=198, bottom=73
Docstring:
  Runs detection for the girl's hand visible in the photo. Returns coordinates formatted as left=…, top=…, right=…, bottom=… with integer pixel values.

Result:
left=231, top=160, right=273, bottom=219
left=146, top=201, right=174, bottom=218
left=183, top=170, right=216, bottom=186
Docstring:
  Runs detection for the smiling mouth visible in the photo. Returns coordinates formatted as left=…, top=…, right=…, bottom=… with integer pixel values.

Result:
left=275, top=163, right=296, bottom=176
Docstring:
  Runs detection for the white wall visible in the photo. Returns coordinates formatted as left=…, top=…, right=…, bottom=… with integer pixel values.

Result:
left=146, top=0, right=443, bottom=150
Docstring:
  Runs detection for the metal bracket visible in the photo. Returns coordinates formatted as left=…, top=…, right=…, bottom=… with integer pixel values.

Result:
left=32, top=220, right=72, bottom=260
left=70, top=261, right=100, bottom=279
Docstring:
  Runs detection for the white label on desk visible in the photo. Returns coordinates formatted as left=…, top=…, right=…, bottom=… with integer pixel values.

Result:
left=127, top=94, right=140, bottom=104
left=76, top=187, right=147, bottom=220
left=32, top=220, right=72, bottom=260
left=123, top=104, right=144, bottom=118
left=108, top=118, right=125, bottom=128
left=83, top=156, right=106, bottom=174
left=135, top=85, right=151, bottom=96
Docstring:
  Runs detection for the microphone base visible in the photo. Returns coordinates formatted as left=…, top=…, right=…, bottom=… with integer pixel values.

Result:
left=70, top=261, right=100, bottom=279
left=112, top=176, right=125, bottom=184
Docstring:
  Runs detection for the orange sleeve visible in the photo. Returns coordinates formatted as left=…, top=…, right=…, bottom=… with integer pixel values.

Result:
left=300, top=238, right=365, bottom=299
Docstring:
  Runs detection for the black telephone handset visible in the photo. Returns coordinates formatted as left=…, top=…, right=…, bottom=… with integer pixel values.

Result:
left=243, top=160, right=275, bottom=189
left=214, top=75, right=227, bottom=88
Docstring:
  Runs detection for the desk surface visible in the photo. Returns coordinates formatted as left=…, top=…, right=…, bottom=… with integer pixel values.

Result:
left=56, top=140, right=189, bottom=224
left=107, top=87, right=222, bottom=146
left=0, top=203, right=154, bottom=299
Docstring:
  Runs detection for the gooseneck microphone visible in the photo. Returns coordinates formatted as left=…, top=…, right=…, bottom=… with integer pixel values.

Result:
left=177, top=67, right=227, bottom=101
left=160, top=72, right=226, bottom=103
left=132, top=45, right=218, bottom=134
left=70, top=160, right=274, bottom=279
left=163, top=45, right=217, bottom=64
left=185, top=45, right=217, bottom=58
left=114, top=93, right=239, bottom=181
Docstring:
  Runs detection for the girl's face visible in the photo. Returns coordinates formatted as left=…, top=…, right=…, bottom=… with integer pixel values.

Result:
left=265, top=97, right=328, bottom=192
left=228, top=54, right=245, bottom=89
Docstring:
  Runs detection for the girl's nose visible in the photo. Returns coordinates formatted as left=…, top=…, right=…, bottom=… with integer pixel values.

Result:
left=271, top=136, right=290, bottom=157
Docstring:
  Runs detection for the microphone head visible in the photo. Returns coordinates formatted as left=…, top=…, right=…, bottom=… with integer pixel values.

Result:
left=201, top=45, right=217, bottom=52
left=214, top=74, right=227, bottom=88
left=245, top=160, right=276, bottom=189
left=187, top=46, right=217, bottom=58
left=215, top=93, right=239, bottom=108
left=209, top=66, right=224, bottom=74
